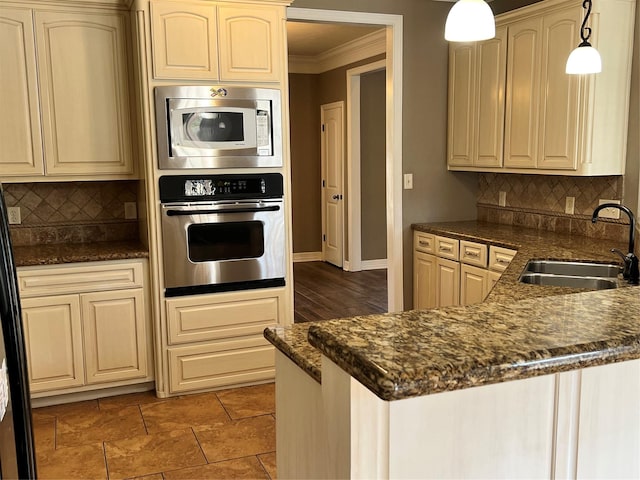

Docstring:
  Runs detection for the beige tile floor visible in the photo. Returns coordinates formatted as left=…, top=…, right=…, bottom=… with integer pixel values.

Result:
left=32, top=383, right=277, bottom=479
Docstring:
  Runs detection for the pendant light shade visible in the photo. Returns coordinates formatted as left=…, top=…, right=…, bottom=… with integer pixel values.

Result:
left=566, top=0, right=602, bottom=74
left=566, top=43, right=602, bottom=74
left=445, top=0, right=496, bottom=42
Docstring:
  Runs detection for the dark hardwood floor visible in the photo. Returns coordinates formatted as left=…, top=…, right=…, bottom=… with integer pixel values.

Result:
left=293, top=261, right=387, bottom=323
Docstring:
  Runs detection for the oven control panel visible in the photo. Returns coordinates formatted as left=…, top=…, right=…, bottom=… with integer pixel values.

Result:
left=159, top=173, right=283, bottom=202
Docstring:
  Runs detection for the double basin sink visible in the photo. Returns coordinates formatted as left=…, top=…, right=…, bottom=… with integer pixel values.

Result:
left=519, top=260, right=621, bottom=290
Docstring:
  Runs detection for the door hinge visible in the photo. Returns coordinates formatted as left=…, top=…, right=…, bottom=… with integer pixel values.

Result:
left=322, top=179, right=325, bottom=188
left=321, top=124, right=325, bottom=132
left=323, top=234, right=326, bottom=242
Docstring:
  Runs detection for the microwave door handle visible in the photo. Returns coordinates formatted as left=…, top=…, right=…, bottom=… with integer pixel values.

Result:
left=165, top=205, right=281, bottom=216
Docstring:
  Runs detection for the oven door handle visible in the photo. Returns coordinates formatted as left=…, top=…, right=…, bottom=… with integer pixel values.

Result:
left=165, top=205, right=281, bottom=216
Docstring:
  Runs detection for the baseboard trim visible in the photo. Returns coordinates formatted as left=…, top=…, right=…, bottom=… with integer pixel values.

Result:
left=293, top=251, right=323, bottom=262
left=361, top=259, right=388, bottom=270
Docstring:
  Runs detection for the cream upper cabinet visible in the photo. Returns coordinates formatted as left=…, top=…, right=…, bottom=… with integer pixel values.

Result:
left=151, top=0, right=219, bottom=79
left=0, top=6, right=136, bottom=180
left=0, top=8, right=44, bottom=176
left=150, top=0, right=284, bottom=82
left=448, top=26, right=506, bottom=168
left=34, top=10, right=134, bottom=177
left=217, top=4, right=283, bottom=82
left=504, top=16, right=542, bottom=169
left=448, top=0, right=636, bottom=176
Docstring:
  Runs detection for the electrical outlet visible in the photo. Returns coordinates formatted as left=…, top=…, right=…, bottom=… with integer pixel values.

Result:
left=7, top=207, right=21, bottom=225
left=124, top=202, right=137, bottom=220
left=498, top=191, right=507, bottom=207
left=403, top=173, right=413, bottom=190
left=597, top=199, right=621, bottom=219
left=565, top=196, right=575, bottom=215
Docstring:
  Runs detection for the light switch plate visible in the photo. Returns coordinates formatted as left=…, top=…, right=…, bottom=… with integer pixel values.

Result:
left=403, top=173, right=413, bottom=190
left=7, top=207, right=21, bottom=225
left=498, top=191, right=506, bottom=207
left=598, top=199, right=621, bottom=219
left=565, top=196, right=575, bottom=215
left=124, top=202, right=137, bottom=220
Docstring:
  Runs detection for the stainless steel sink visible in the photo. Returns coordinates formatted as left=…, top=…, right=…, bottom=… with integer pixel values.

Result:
left=522, top=260, right=621, bottom=278
left=519, top=260, right=621, bottom=290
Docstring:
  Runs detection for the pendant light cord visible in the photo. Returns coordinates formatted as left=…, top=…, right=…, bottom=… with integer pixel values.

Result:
left=579, top=0, right=593, bottom=46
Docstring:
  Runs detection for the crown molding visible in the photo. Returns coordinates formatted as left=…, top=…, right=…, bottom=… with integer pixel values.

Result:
left=288, top=29, right=386, bottom=75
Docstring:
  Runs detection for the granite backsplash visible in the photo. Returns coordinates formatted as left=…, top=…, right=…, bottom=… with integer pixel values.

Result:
left=477, top=174, right=636, bottom=253
left=4, top=181, right=139, bottom=246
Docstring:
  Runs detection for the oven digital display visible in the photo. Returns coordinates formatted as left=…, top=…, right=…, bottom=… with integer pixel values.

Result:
left=183, top=178, right=265, bottom=197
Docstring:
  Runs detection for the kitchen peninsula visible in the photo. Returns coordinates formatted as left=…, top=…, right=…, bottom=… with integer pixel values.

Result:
left=265, top=222, right=640, bottom=479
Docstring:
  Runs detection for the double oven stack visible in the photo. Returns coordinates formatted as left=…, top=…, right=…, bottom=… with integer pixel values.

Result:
left=155, top=85, right=286, bottom=298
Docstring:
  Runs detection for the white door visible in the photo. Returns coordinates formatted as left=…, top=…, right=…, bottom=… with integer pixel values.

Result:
left=321, top=102, right=344, bottom=268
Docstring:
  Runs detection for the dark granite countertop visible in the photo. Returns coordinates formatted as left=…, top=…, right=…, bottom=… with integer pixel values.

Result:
left=265, top=221, right=640, bottom=400
left=14, top=241, right=149, bottom=267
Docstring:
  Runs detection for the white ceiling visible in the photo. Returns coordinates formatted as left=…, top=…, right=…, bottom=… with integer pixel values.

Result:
left=286, top=21, right=384, bottom=57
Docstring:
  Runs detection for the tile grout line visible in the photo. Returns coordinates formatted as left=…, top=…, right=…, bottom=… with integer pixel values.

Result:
left=138, top=404, right=150, bottom=435
left=190, top=426, right=210, bottom=465
left=102, top=441, right=110, bottom=480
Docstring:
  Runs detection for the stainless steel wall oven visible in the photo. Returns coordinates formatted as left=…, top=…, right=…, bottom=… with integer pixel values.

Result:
left=160, top=174, right=285, bottom=297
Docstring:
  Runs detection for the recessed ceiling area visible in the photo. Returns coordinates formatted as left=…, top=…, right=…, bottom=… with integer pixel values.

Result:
left=286, top=21, right=386, bottom=74
left=286, top=21, right=384, bottom=57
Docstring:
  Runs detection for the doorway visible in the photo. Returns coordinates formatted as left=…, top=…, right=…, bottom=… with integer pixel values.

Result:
left=287, top=8, right=404, bottom=313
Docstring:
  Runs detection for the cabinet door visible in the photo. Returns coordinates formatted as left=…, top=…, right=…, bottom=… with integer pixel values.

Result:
left=217, top=4, right=283, bottom=82
left=21, top=295, right=84, bottom=392
left=150, top=0, right=218, bottom=79
left=460, top=264, right=488, bottom=306
left=0, top=8, right=44, bottom=177
left=413, top=251, right=437, bottom=309
left=474, top=26, right=507, bottom=168
left=574, top=361, right=640, bottom=478
left=447, top=43, right=475, bottom=167
left=488, top=270, right=502, bottom=293
left=82, top=289, right=147, bottom=384
left=537, top=7, right=582, bottom=170
left=34, top=11, right=134, bottom=176
left=436, top=258, right=460, bottom=307
left=504, top=16, right=542, bottom=168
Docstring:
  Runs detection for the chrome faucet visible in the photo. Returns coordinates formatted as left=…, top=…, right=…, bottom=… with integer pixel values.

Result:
left=592, top=203, right=639, bottom=284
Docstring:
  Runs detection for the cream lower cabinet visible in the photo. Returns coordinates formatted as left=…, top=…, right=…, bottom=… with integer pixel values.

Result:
left=460, top=264, right=489, bottom=306
left=413, top=231, right=460, bottom=309
left=150, top=0, right=285, bottom=82
left=18, top=260, right=151, bottom=396
left=21, top=295, right=85, bottom=392
left=165, top=288, right=284, bottom=394
left=414, top=231, right=517, bottom=308
left=0, top=5, right=135, bottom=180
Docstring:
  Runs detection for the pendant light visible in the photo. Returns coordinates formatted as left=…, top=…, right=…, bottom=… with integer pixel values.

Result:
left=566, top=0, right=602, bottom=74
left=445, top=0, right=496, bottom=42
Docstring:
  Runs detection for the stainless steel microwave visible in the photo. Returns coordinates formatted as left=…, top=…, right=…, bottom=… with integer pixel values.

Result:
left=155, top=86, right=282, bottom=169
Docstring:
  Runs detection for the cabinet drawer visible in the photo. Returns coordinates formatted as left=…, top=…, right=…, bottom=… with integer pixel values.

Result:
left=414, top=231, right=435, bottom=254
left=168, top=336, right=275, bottom=393
left=166, top=289, right=283, bottom=345
left=460, top=240, right=488, bottom=267
left=435, top=236, right=460, bottom=261
left=489, top=246, right=517, bottom=272
left=18, top=260, right=145, bottom=297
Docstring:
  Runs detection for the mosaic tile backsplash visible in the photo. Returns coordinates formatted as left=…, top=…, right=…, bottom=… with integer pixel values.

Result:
left=4, top=181, right=139, bottom=246
left=477, top=173, right=634, bottom=248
